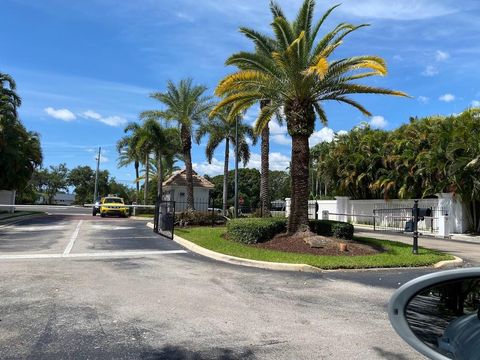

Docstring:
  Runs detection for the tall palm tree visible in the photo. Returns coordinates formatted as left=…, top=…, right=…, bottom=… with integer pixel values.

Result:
left=141, top=79, right=211, bottom=210
left=212, top=0, right=407, bottom=234
left=0, top=72, right=42, bottom=191
left=116, top=122, right=143, bottom=201
left=140, top=118, right=181, bottom=200
left=195, top=107, right=256, bottom=214
left=0, top=72, right=21, bottom=120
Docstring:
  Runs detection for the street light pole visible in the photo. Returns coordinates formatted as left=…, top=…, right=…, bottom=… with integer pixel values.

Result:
left=234, top=115, right=239, bottom=218
left=93, top=147, right=101, bottom=202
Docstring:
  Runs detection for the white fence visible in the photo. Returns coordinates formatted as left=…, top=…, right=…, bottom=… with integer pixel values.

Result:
left=285, top=193, right=468, bottom=234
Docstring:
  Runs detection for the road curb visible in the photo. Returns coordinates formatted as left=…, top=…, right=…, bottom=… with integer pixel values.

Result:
left=147, top=223, right=464, bottom=272
left=146, top=222, right=320, bottom=272
left=433, top=256, right=463, bottom=269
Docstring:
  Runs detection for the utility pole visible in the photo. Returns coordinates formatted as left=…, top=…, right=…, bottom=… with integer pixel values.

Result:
left=234, top=116, right=239, bottom=218
left=93, top=147, right=101, bottom=202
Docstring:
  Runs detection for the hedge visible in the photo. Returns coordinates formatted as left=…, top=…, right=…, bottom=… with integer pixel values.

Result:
left=226, top=218, right=354, bottom=244
left=227, top=218, right=287, bottom=244
left=177, top=211, right=227, bottom=226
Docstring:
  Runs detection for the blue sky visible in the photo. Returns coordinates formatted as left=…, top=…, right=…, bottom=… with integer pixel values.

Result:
left=2, top=0, right=480, bottom=186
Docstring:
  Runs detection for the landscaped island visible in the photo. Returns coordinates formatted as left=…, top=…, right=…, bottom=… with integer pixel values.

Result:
left=176, top=218, right=452, bottom=270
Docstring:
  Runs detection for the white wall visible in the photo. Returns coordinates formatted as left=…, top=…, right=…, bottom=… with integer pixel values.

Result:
left=164, top=186, right=211, bottom=212
left=0, top=190, right=16, bottom=213
left=286, top=193, right=467, bottom=234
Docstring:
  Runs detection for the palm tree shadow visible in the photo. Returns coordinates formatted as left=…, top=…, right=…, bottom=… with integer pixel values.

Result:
left=141, top=345, right=256, bottom=360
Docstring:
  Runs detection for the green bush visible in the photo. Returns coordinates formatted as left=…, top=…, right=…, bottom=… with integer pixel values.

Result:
left=226, top=218, right=354, bottom=244
left=227, top=218, right=287, bottom=244
left=309, top=220, right=354, bottom=240
left=177, top=211, right=226, bottom=226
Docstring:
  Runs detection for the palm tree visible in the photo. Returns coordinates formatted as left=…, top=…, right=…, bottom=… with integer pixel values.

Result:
left=212, top=0, right=408, bottom=234
left=117, top=122, right=143, bottom=201
left=141, top=79, right=212, bottom=210
left=0, top=72, right=21, bottom=120
left=195, top=107, right=256, bottom=214
left=140, top=118, right=181, bottom=200
left=0, top=72, right=42, bottom=191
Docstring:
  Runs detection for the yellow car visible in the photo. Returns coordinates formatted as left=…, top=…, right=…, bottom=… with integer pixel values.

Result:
left=99, top=196, right=129, bottom=218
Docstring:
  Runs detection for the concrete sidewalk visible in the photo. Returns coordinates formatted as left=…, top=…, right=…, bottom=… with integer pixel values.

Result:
left=355, top=228, right=480, bottom=266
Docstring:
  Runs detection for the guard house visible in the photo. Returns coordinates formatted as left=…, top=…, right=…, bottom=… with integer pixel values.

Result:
left=162, top=169, right=214, bottom=211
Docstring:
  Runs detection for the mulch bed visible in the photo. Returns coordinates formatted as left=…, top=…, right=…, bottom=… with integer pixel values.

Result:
left=253, top=233, right=383, bottom=256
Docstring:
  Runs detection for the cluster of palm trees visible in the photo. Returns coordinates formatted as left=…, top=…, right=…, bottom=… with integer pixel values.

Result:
left=0, top=72, right=42, bottom=191
left=119, top=0, right=406, bottom=235
left=310, top=109, right=480, bottom=231
left=116, top=79, right=257, bottom=213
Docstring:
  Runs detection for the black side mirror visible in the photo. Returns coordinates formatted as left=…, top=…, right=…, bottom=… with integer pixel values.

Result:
left=388, top=268, right=480, bottom=359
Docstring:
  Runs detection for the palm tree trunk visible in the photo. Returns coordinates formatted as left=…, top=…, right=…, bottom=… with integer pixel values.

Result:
left=260, top=124, right=270, bottom=217
left=181, top=124, right=194, bottom=210
left=134, top=160, right=140, bottom=201
left=223, top=138, right=229, bottom=215
left=144, top=155, right=150, bottom=205
left=157, top=151, right=163, bottom=201
left=288, top=133, right=310, bottom=234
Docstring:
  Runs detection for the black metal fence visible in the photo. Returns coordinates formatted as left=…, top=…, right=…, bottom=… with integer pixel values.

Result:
left=373, top=207, right=448, bottom=234
left=154, top=200, right=175, bottom=239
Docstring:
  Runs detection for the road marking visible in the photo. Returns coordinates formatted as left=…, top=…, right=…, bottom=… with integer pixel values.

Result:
left=1, top=225, right=67, bottom=232
left=63, top=220, right=83, bottom=256
left=0, top=250, right=187, bottom=260
left=65, top=250, right=187, bottom=258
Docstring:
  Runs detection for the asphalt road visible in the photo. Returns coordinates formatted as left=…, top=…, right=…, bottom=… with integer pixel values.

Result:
left=0, top=215, right=440, bottom=359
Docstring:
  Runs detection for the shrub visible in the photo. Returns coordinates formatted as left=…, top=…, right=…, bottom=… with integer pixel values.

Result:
left=227, top=218, right=287, bottom=244
left=226, top=218, right=354, bottom=244
left=309, top=220, right=354, bottom=240
left=177, top=211, right=226, bottom=226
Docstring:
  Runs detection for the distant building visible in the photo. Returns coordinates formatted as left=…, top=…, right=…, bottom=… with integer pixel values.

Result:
left=36, top=193, right=76, bottom=206
left=162, top=169, right=214, bottom=211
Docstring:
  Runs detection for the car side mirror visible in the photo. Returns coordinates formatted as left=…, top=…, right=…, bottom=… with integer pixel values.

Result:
left=388, top=268, right=480, bottom=359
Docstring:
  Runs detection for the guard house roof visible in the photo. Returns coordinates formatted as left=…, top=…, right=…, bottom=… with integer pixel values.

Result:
left=162, top=169, right=214, bottom=189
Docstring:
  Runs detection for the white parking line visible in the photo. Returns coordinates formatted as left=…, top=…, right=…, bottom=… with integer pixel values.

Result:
left=0, top=250, right=187, bottom=260
left=63, top=220, right=83, bottom=256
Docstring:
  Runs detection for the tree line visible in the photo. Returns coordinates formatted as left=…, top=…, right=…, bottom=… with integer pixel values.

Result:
left=17, top=164, right=134, bottom=205
left=310, top=108, right=480, bottom=231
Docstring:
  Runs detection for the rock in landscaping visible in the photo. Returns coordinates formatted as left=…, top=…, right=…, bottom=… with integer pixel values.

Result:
left=304, top=235, right=330, bottom=248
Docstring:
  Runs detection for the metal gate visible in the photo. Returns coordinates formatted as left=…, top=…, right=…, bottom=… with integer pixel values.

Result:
left=154, top=200, right=175, bottom=239
left=373, top=206, right=447, bottom=234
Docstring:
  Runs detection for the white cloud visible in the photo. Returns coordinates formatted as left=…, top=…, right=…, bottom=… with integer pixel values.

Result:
left=471, top=100, right=480, bottom=107
left=82, top=110, right=127, bottom=127
left=272, top=134, right=291, bottom=146
left=269, top=121, right=288, bottom=135
left=439, top=94, right=455, bottom=102
left=83, top=110, right=102, bottom=120
left=193, top=157, right=224, bottom=176
left=248, top=152, right=290, bottom=171
left=309, top=127, right=335, bottom=146
left=338, top=0, right=456, bottom=20
left=418, top=96, right=430, bottom=104
left=337, top=130, right=348, bottom=136
left=435, top=50, right=450, bottom=61
left=369, top=115, right=388, bottom=129
left=44, top=107, right=76, bottom=121
left=422, top=65, right=439, bottom=77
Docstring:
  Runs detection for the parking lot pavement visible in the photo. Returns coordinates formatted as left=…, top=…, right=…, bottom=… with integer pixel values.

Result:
left=0, top=216, right=78, bottom=255
left=0, top=215, right=186, bottom=260
left=0, top=216, right=431, bottom=359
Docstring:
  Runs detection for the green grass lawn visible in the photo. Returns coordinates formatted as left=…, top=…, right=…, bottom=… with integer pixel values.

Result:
left=176, top=226, right=454, bottom=270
